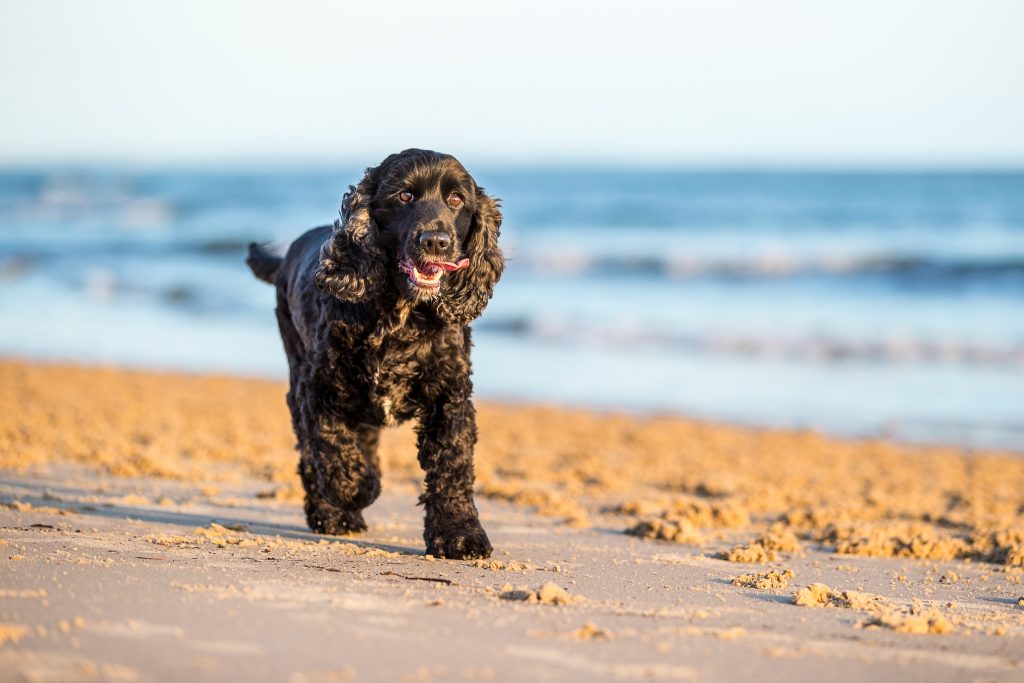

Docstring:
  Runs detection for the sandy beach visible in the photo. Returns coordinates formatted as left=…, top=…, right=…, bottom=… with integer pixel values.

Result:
left=2, top=358, right=1024, bottom=682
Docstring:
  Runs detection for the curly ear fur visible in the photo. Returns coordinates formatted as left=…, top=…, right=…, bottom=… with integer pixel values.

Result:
left=314, top=167, right=388, bottom=302
left=435, top=188, right=505, bottom=325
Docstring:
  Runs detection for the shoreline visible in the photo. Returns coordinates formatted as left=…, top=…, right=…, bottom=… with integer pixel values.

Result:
left=3, top=358, right=1024, bottom=680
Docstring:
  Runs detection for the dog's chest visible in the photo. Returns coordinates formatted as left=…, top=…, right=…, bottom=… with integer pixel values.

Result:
left=370, top=374, right=413, bottom=426
left=330, top=314, right=467, bottom=426
left=365, top=339, right=429, bottom=426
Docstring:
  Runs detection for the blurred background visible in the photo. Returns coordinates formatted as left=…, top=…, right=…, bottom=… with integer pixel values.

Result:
left=1, top=1, right=1022, bottom=449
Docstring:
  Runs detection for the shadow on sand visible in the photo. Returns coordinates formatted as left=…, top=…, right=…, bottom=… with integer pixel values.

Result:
left=0, top=473, right=422, bottom=557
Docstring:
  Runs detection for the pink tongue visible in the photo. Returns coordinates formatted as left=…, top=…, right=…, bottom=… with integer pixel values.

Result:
left=435, top=258, right=470, bottom=272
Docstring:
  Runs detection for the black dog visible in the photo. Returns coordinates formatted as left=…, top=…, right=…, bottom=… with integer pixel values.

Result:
left=247, top=149, right=503, bottom=559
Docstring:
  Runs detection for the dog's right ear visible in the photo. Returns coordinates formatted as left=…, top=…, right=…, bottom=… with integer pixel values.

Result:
left=314, top=166, right=388, bottom=302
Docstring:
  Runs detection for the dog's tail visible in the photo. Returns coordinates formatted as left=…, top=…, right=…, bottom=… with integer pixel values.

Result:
left=246, top=243, right=283, bottom=284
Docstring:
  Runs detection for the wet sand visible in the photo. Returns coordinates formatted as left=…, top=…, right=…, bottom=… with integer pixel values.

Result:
left=2, top=359, right=1024, bottom=681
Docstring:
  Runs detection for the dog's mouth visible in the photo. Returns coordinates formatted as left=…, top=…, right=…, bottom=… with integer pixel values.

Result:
left=398, top=257, right=470, bottom=289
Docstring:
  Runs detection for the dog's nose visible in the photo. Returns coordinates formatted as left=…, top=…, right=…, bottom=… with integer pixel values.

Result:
left=417, top=230, right=451, bottom=254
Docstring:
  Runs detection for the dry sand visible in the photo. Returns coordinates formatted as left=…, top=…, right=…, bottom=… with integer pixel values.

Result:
left=2, top=359, right=1024, bottom=681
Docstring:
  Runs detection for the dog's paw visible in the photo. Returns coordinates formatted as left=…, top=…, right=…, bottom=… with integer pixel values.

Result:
left=307, top=507, right=367, bottom=536
left=425, top=520, right=492, bottom=560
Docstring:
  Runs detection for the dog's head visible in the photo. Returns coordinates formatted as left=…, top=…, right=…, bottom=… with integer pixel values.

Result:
left=315, top=149, right=504, bottom=325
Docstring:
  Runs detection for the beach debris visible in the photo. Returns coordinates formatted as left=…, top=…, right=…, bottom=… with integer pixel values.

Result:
left=470, top=559, right=538, bottom=571
left=379, top=571, right=452, bottom=585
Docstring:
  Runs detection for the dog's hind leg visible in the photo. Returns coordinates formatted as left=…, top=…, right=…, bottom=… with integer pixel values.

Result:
left=298, top=441, right=376, bottom=535
left=277, top=297, right=380, bottom=535
left=298, top=413, right=382, bottom=535
left=356, top=425, right=382, bottom=490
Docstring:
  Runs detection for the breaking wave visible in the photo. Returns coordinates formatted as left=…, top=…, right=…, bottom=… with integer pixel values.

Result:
left=477, top=316, right=1024, bottom=367
left=515, top=251, right=1024, bottom=285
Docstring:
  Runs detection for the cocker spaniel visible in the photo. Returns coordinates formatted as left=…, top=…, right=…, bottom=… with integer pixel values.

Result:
left=247, top=149, right=503, bottom=559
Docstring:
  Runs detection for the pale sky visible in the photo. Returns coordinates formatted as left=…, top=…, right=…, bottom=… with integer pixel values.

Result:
left=1, top=0, right=1022, bottom=166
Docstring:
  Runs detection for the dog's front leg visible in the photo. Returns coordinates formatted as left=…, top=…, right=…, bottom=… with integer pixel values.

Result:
left=416, top=395, right=492, bottom=559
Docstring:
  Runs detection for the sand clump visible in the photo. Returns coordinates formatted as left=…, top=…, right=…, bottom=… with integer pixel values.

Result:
left=617, top=498, right=750, bottom=529
left=793, top=583, right=892, bottom=612
left=2, top=500, right=71, bottom=516
left=825, top=524, right=967, bottom=561
left=571, top=622, right=611, bottom=639
left=526, top=622, right=612, bottom=640
left=813, top=522, right=1024, bottom=566
left=719, top=528, right=803, bottom=563
left=624, top=498, right=750, bottom=544
left=499, top=582, right=575, bottom=605
left=676, top=626, right=747, bottom=640
left=0, top=623, right=30, bottom=646
left=625, top=517, right=704, bottom=545
left=732, top=569, right=795, bottom=590
left=863, top=607, right=955, bottom=635
left=0, top=589, right=48, bottom=600
left=475, top=479, right=590, bottom=528
left=712, top=627, right=747, bottom=640
left=793, top=583, right=955, bottom=635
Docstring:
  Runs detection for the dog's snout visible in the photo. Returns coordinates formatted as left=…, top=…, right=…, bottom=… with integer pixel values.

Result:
left=417, top=230, right=451, bottom=254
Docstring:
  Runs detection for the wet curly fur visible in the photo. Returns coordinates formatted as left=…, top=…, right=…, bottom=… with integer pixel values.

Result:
left=246, top=149, right=503, bottom=559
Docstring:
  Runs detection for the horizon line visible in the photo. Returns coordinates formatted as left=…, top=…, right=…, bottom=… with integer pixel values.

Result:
left=2, top=156, right=1024, bottom=174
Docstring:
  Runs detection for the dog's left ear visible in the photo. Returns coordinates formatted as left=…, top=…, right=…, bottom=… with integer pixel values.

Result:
left=436, top=187, right=505, bottom=325
left=314, top=165, right=388, bottom=302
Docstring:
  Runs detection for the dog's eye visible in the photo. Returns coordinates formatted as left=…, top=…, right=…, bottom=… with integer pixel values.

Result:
left=446, top=193, right=464, bottom=209
left=398, top=191, right=414, bottom=203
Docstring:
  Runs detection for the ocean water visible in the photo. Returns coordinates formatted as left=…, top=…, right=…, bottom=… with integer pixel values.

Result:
left=0, top=167, right=1022, bottom=449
